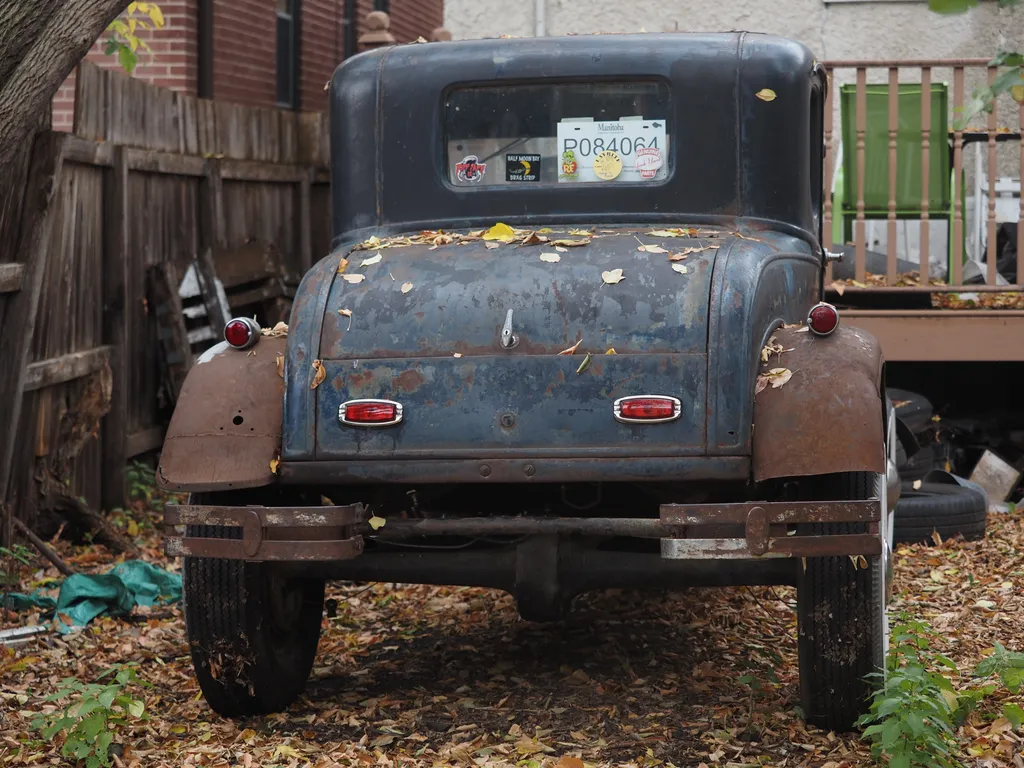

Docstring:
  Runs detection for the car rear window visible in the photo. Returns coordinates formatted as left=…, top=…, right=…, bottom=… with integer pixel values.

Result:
left=445, top=80, right=671, bottom=188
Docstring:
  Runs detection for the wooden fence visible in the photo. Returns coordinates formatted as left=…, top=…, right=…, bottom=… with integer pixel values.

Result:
left=0, top=62, right=331, bottom=532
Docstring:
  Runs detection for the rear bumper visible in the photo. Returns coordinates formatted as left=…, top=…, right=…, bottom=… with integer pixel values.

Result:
left=163, top=498, right=881, bottom=563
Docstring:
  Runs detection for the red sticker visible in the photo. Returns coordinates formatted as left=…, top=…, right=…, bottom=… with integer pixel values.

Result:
left=635, top=147, right=663, bottom=179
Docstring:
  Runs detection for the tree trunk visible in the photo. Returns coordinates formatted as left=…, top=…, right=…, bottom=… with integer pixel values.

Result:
left=0, top=0, right=131, bottom=171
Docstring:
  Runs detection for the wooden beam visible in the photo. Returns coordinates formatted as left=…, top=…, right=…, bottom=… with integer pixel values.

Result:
left=219, top=160, right=308, bottom=183
left=61, top=134, right=114, bottom=168
left=100, top=146, right=129, bottom=512
left=0, top=132, right=66, bottom=502
left=23, top=346, right=111, bottom=392
left=0, top=262, right=25, bottom=293
left=125, top=147, right=206, bottom=177
left=125, top=426, right=166, bottom=458
left=847, top=313, right=1024, bottom=361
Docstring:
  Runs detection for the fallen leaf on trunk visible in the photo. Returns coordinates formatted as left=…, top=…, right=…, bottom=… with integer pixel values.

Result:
left=342, top=274, right=366, bottom=284
left=483, top=222, right=517, bottom=242
left=310, top=359, right=327, bottom=389
left=269, top=457, right=280, bottom=474
left=540, top=253, right=561, bottom=263
left=568, top=228, right=593, bottom=236
left=275, top=353, right=284, bottom=378
left=576, top=352, right=592, bottom=375
left=520, top=231, right=549, bottom=246
left=337, top=257, right=349, bottom=274
left=756, top=88, right=777, bottom=102
left=401, top=282, right=414, bottom=294
left=606, top=348, right=616, bottom=355
left=453, top=352, right=463, bottom=358
left=637, top=244, right=668, bottom=254
left=671, top=264, right=688, bottom=274
left=338, top=308, right=353, bottom=331
left=360, top=253, right=382, bottom=267
left=669, top=246, right=717, bottom=260
left=368, top=515, right=387, bottom=530
left=602, top=269, right=625, bottom=284
left=550, top=238, right=590, bottom=247
left=485, top=242, right=501, bottom=250
left=559, top=339, right=583, bottom=355
left=761, top=336, right=784, bottom=363
left=830, top=281, right=846, bottom=296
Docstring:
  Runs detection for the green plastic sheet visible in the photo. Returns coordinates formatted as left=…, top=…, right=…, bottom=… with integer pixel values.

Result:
left=4, top=560, right=181, bottom=633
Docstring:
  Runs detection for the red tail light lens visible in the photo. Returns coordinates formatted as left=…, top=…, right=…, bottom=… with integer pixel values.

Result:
left=807, top=302, right=840, bottom=336
left=224, top=317, right=260, bottom=349
left=614, top=396, right=681, bottom=424
left=339, top=399, right=404, bottom=427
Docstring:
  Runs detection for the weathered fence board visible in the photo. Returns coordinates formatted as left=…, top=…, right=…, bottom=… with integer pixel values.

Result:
left=2, top=61, right=330, bottom=529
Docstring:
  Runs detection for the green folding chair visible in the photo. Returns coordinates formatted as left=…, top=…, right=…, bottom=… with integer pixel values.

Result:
left=831, top=82, right=965, bottom=276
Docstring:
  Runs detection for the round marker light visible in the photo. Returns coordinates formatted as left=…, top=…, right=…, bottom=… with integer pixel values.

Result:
left=224, top=317, right=261, bottom=350
left=807, top=302, right=840, bottom=336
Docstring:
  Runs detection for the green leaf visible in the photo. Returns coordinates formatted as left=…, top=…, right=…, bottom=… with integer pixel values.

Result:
left=118, top=46, right=138, bottom=74
left=1003, top=666, right=1023, bottom=693
left=881, top=717, right=902, bottom=748
left=94, top=731, right=113, bottom=761
left=127, top=699, right=145, bottom=718
left=888, top=753, right=911, bottom=768
left=1004, top=702, right=1024, bottom=729
left=904, top=711, right=925, bottom=738
left=78, top=712, right=107, bottom=740
left=97, top=686, right=119, bottom=710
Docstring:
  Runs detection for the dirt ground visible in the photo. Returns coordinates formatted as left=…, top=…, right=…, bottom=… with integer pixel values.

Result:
left=1, top=498, right=1022, bottom=768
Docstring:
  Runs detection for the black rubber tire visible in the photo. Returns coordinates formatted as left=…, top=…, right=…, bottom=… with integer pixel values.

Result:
left=183, top=491, right=326, bottom=716
left=893, top=481, right=988, bottom=545
left=886, top=388, right=933, bottom=435
left=796, top=472, right=885, bottom=733
left=897, top=441, right=945, bottom=483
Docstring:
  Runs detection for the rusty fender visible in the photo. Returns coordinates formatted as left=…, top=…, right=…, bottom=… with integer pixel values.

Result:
left=752, top=324, right=885, bottom=482
left=157, top=337, right=285, bottom=492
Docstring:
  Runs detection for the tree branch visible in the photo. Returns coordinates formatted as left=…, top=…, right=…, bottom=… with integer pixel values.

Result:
left=0, top=0, right=131, bottom=170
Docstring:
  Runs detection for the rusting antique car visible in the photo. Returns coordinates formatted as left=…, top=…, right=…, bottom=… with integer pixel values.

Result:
left=159, top=32, right=903, bottom=731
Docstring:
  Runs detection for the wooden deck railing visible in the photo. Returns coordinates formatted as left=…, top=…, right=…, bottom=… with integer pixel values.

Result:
left=822, top=59, right=1024, bottom=292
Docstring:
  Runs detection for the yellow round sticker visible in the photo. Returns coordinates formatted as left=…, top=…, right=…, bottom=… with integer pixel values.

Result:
left=593, top=150, right=623, bottom=180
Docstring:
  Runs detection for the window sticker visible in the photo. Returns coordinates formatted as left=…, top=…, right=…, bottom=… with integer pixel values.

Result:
left=556, top=118, right=668, bottom=183
left=455, top=155, right=487, bottom=183
left=506, top=153, right=541, bottom=182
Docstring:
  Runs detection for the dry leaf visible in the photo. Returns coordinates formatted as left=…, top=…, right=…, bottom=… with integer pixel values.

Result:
left=338, top=308, right=353, bottom=317
left=368, top=515, right=387, bottom=530
left=453, top=352, right=463, bottom=358
left=568, top=228, right=592, bottom=236
left=637, top=244, right=668, bottom=254
left=275, top=353, right=284, bottom=378
left=576, top=352, right=592, bottom=375
left=605, top=348, right=617, bottom=355
left=269, top=457, right=280, bottom=474
left=669, top=245, right=717, bottom=260
left=342, top=273, right=366, bottom=284
left=755, top=368, right=793, bottom=394
left=538, top=227, right=554, bottom=233
left=671, top=264, right=688, bottom=274
left=310, top=359, right=326, bottom=390
left=557, top=758, right=585, bottom=768
left=261, top=321, right=289, bottom=337
left=559, top=338, right=583, bottom=355
left=360, top=252, right=382, bottom=267
left=830, top=281, right=846, bottom=296
left=540, top=252, right=561, bottom=263
left=602, top=269, right=625, bottom=284
left=483, top=222, right=517, bottom=242
left=555, top=246, right=568, bottom=253
left=336, top=257, right=349, bottom=274
left=761, top=336, right=784, bottom=363
left=485, top=242, right=501, bottom=250
left=520, top=231, right=549, bottom=246
left=756, top=88, right=777, bottom=102
left=913, top=479, right=922, bottom=490
left=401, top=282, right=414, bottom=294
left=795, top=326, right=810, bottom=333
left=550, top=238, right=589, bottom=247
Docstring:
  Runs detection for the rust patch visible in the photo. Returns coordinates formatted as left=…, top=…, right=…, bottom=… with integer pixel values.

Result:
left=393, top=368, right=426, bottom=393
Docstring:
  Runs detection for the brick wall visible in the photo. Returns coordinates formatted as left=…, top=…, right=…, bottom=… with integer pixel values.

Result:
left=52, top=0, right=444, bottom=129
left=52, top=0, right=198, bottom=131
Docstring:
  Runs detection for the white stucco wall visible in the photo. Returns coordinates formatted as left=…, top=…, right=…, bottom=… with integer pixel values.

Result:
left=444, top=1, right=1024, bottom=61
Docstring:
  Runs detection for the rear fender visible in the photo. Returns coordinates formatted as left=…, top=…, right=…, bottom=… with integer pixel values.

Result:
left=156, top=337, right=285, bottom=492
left=752, top=325, right=885, bottom=482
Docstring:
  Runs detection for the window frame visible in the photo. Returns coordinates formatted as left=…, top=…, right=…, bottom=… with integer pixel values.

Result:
left=275, top=0, right=301, bottom=110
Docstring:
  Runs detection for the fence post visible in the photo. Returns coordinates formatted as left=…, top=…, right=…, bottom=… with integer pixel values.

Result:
left=0, top=132, right=66, bottom=525
left=100, top=146, right=130, bottom=512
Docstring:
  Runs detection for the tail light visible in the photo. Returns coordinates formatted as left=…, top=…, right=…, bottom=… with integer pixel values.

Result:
left=339, top=399, right=404, bottom=427
left=807, top=302, right=840, bottom=336
left=613, top=395, right=681, bottom=424
left=224, top=317, right=261, bottom=350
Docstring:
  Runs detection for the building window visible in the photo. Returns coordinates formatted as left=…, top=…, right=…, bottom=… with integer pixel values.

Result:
left=374, top=0, right=391, bottom=13
left=276, top=0, right=299, bottom=108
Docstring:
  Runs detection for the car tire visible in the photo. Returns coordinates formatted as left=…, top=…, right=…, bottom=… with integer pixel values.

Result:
left=886, top=388, right=933, bottom=435
left=183, top=490, right=326, bottom=717
left=795, top=471, right=886, bottom=733
left=893, top=481, right=988, bottom=545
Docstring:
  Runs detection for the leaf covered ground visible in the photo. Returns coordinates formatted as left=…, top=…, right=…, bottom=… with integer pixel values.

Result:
left=1, top=494, right=1023, bottom=768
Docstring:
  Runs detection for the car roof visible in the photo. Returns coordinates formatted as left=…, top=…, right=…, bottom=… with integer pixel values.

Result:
left=328, top=32, right=824, bottom=246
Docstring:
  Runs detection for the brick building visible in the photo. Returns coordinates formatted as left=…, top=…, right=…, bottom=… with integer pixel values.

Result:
left=53, top=0, right=445, bottom=130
